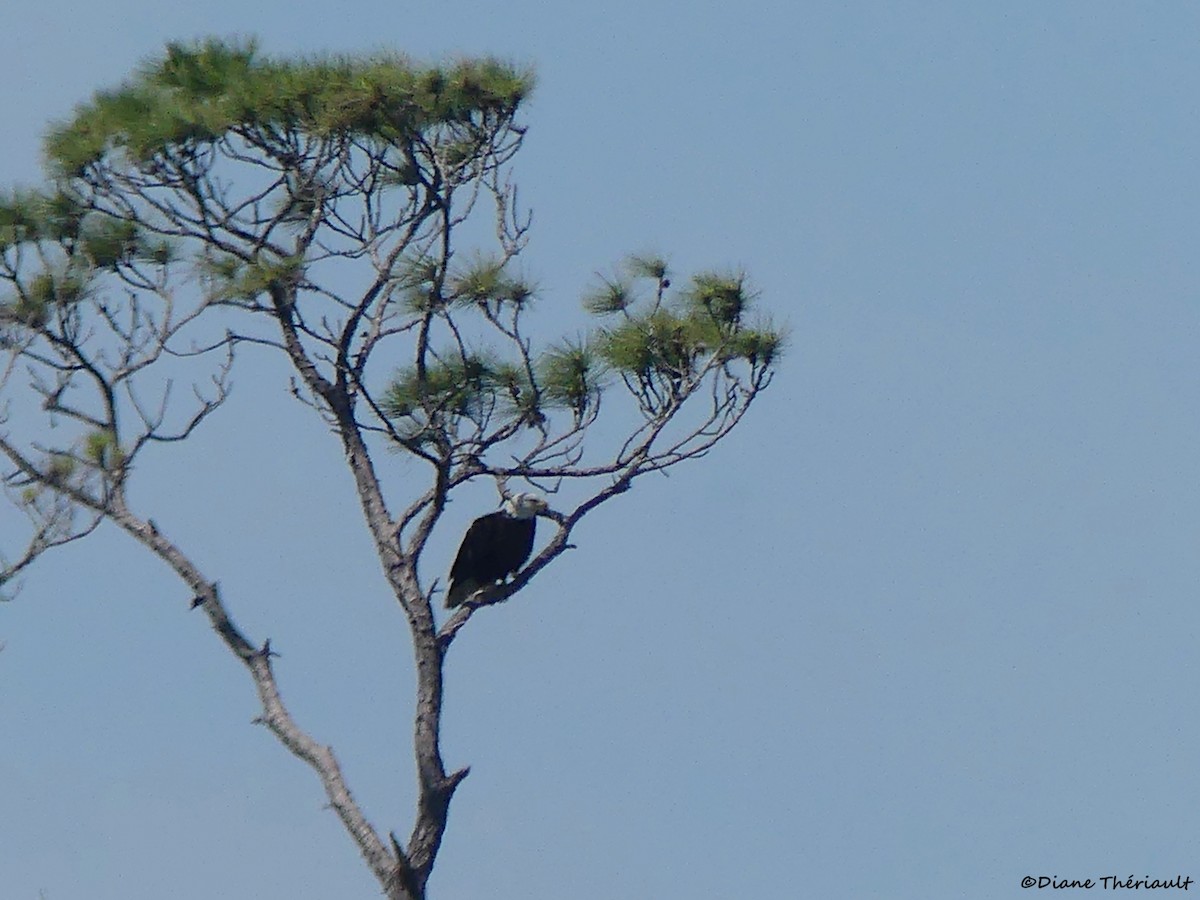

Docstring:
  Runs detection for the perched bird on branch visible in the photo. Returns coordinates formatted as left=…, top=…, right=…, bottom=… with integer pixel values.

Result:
left=446, top=493, right=548, bottom=608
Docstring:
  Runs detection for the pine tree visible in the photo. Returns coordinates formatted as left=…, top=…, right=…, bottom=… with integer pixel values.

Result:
left=0, top=39, right=781, bottom=899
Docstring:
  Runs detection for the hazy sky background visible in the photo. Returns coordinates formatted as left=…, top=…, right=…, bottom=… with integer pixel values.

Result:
left=2, top=3, right=1199, bottom=898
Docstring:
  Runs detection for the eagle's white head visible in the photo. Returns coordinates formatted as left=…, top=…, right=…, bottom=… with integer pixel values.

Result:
left=504, top=492, right=548, bottom=520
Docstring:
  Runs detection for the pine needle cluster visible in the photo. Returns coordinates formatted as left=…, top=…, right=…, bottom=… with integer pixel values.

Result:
left=45, top=38, right=534, bottom=177
left=589, top=258, right=782, bottom=411
left=0, top=189, right=175, bottom=328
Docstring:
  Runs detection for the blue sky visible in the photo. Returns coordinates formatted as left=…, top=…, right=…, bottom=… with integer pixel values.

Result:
left=2, top=2, right=1199, bottom=898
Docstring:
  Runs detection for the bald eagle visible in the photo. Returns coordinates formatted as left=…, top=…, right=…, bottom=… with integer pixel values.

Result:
left=446, top=493, right=549, bottom=608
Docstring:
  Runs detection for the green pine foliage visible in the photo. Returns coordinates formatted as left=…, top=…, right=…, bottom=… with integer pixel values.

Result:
left=84, top=429, right=123, bottom=469
left=684, top=272, right=746, bottom=329
left=381, top=336, right=606, bottom=438
left=382, top=352, right=502, bottom=434
left=590, top=260, right=783, bottom=394
left=539, top=339, right=601, bottom=417
left=78, top=217, right=141, bottom=269
left=199, top=252, right=304, bottom=303
left=1, top=294, right=49, bottom=328
left=0, top=188, right=171, bottom=268
left=9, top=38, right=780, bottom=479
left=0, top=187, right=180, bottom=333
left=377, top=254, right=781, bottom=436
left=0, top=190, right=79, bottom=249
left=34, top=191, right=88, bottom=244
left=726, top=327, right=783, bottom=368
left=394, top=255, right=538, bottom=315
left=491, top=361, right=544, bottom=426
left=45, top=453, right=77, bottom=485
left=396, top=256, right=445, bottom=314
left=44, top=38, right=534, bottom=176
left=582, top=275, right=633, bottom=315
left=448, top=257, right=535, bottom=308
left=600, top=310, right=697, bottom=379
left=29, top=271, right=87, bottom=308
left=624, top=253, right=668, bottom=283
